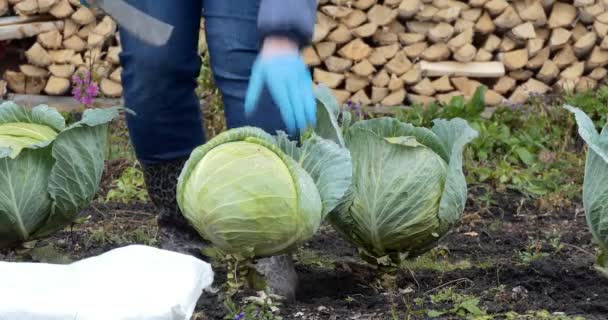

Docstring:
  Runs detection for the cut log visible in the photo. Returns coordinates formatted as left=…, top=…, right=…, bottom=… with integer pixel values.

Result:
left=601, top=37, right=608, bottom=50
left=63, top=18, right=77, bottom=38
left=343, top=9, right=367, bottom=28
left=0, top=80, right=5, bottom=97
left=25, top=42, right=52, bottom=67
left=345, top=74, right=370, bottom=92
left=38, top=0, right=58, bottom=13
left=455, top=19, right=475, bottom=33
left=371, top=86, right=389, bottom=103
left=574, top=32, right=597, bottom=56
left=454, top=44, right=476, bottom=62
left=48, top=49, right=74, bottom=63
left=527, top=38, right=545, bottom=57
left=416, top=4, right=437, bottom=21
left=331, top=89, right=351, bottom=105
left=406, top=21, right=435, bottom=34
left=494, top=6, right=522, bottom=29
left=399, top=0, right=421, bottom=18
left=388, top=74, right=404, bottom=90
left=368, top=50, right=387, bottom=65
left=576, top=77, right=597, bottom=93
left=589, top=67, right=607, bottom=81
left=48, top=63, right=74, bottom=78
left=435, top=7, right=461, bottom=23
left=313, top=68, right=344, bottom=88
left=548, top=3, right=576, bottom=28
left=587, top=46, right=608, bottom=69
left=352, top=59, right=376, bottom=76
left=448, top=28, right=474, bottom=50
left=498, top=36, right=517, bottom=52
left=553, top=45, right=577, bottom=69
left=537, top=60, right=559, bottom=82
left=63, top=35, right=86, bottom=52
left=44, top=75, right=69, bottom=95
left=338, top=38, right=372, bottom=60
left=408, top=94, right=436, bottom=105
left=302, top=46, right=321, bottom=66
left=572, top=22, right=588, bottom=41
left=475, top=11, right=495, bottom=34
left=50, top=0, right=73, bottom=18
left=375, top=43, right=400, bottom=59
left=437, top=91, right=464, bottom=104
left=512, top=22, right=536, bottom=39
left=352, top=22, right=377, bottom=37
left=315, top=42, right=336, bottom=60
left=15, top=0, right=38, bottom=15
left=0, top=20, right=63, bottom=41
left=325, top=56, right=352, bottom=73
left=474, top=48, right=493, bottom=61
left=4, top=71, right=26, bottom=94
left=321, top=5, right=353, bottom=19
left=399, top=32, right=425, bottom=45
left=451, top=77, right=483, bottom=96
left=327, top=24, right=352, bottom=44
left=431, top=75, right=454, bottom=92
left=0, top=0, right=7, bottom=16
left=527, top=46, right=550, bottom=69
left=25, top=76, right=46, bottom=95
left=37, top=29, right=62, bottom=49
left=355, top=0, right=377, bottom=10
left=493, top=76, right=516, bottom=94
left=372, top=29, right=398, bottom=45
left=402, top=66, right=422, bottom=84
left=89, top=15, right=116, bottom=47
left=381, top=89, right=406, bottom=106
left=549, top=28, right=571, bottom=49
left=561, top=61, right=585, bottom=79
left=469, top=0, right=488, bottom=7
left=483, top=33, right=501, bottom=52
left=484, top=0, right=508, bottom=16
left=71, top=6, right=94, bottom=25
left=428, top=22, right=454, bottom=42
left=421, top=43, right=451, bottom=61
left=109, top=67, right=121, bottom=83
left=413, top=77, right=436, bottom=96
left=420, top=61, right=505, bottom=77
left=594, top=21, right=608, bottom=38
left=403, top=42, right=427, bottom=58
left=519, top=0, right=546, bottom=26
left=68, top=52, right=83, bottom=65
left=367, top=4, right=397, bottom=26
left=385, top=51, right=412, bottom=75
left=462, top=8, right=482, bottom=22
left=509, top=69, right=533, bottom=81
left=372, top=69, right=390, bottom=87
left=77, top=21, right=95, bottom=38
left=503, top=49, right=528, bottom=70
left=350, top=89, right=371, bottom=105
left=19, top=64, right=48, bottom=77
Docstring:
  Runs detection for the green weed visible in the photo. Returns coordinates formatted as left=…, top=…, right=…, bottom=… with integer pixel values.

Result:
left=102, top=165, right=148, bottom=204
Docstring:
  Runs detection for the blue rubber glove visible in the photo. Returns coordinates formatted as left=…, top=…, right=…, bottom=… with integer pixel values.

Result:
left=244, top=53, right=316, bottom=135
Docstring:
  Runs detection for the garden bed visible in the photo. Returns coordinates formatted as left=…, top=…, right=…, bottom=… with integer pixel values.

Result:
left=1, top=186, right=606, bottom=319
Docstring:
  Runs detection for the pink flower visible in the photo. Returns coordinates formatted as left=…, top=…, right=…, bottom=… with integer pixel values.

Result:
left=71, top=69, right=99, bottom=108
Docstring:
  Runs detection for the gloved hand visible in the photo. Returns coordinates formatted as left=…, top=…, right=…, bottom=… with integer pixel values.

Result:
left=244, top=41, right=316, bottom=135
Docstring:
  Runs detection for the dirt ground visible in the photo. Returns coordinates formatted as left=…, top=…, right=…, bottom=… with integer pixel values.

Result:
left=1, top=182, right=607, bottom=320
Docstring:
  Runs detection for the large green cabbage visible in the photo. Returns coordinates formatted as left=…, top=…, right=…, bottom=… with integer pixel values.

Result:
left=564, top=105, right=608, bottom=276
left=0, top=101, right=119, bottom=248
left=314, top=86, right=478, bottom=264
left=176, top=126, right=352, bottom=258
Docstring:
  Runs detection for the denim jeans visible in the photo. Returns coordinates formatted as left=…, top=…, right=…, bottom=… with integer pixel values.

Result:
left=119, top=0, right=287, bottom=165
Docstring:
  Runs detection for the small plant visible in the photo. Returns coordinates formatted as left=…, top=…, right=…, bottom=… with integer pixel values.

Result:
left=103, top=165, right=149, bottom=204
left=224, top=292, right=283, bottom=320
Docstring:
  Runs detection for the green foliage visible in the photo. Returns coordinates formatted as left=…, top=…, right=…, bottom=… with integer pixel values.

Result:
left=103, top=165, right=148, bottom=204
left=427, top=288, right=490, bottom=319
left=394, top=86, right=602, bottom=201
left=224, top=293, right=283, bottom=320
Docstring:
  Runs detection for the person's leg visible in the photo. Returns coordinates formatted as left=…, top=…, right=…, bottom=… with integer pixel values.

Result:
left=201, top=0, right=297, bottom=302
left=119, top=1, right=203, bottom=231
left=201, top=0, right=288, bottom=135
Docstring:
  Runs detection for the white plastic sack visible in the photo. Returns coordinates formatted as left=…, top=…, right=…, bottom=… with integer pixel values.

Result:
left=0, top=244, right=214, bottom=320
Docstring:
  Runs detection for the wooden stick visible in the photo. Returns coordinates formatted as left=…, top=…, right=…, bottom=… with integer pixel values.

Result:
left=420, top=61, right=505, bottom=77
left=0, top=20, right=64, bottom=41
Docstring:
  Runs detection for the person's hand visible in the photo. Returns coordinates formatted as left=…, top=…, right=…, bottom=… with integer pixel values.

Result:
left=244, top=37, right=316, bottom=135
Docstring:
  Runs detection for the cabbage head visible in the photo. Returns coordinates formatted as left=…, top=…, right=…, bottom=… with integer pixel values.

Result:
left=0, top=101, right=119, bottom=248
left=314, top=86, right=478, bottom=264
left=564, top=105, right=608, bottom=277
left=176, top=126, right=352, bottom=258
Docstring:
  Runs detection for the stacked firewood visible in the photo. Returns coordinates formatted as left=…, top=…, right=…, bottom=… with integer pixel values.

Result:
left=0, top=0, right=122, bottom=97
left=304, top=0, right=608, bottom=106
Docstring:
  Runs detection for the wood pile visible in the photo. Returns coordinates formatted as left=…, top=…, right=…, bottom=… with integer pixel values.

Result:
left=0, top=0, right=122, bottom=97
left=305, top=0, right=608, bottom=106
